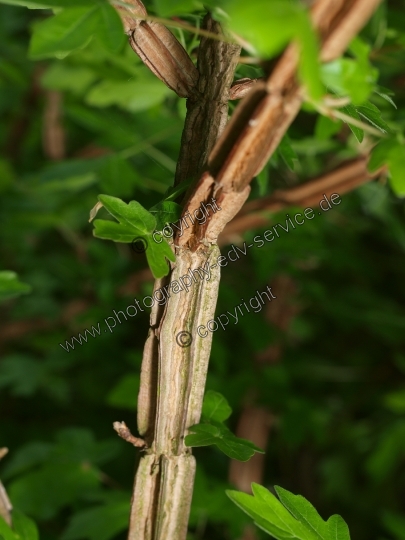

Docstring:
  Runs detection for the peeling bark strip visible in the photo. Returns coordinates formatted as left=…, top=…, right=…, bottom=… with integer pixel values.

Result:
left=118, top=0, right=198, bottom=98
left=229, top=77, right=260, bottom=100
left=129, top=22, right=198, bottom=98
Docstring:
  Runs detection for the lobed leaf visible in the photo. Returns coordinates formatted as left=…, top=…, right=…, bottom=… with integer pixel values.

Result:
left=91, top=195, right=175, bottom=278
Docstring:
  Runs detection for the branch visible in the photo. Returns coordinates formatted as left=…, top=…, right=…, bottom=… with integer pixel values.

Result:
left=218, top=157, right=386, bottom=244
left=177, top=0, right=384, bottom=249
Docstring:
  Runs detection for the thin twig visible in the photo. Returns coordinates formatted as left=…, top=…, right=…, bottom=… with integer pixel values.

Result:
left=113, top=421, right=147, bottom=448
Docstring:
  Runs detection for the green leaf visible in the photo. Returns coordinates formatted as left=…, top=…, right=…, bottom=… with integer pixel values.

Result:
left=145, top=238, right=176, bottom=280
left=274, top=486, right=327, bottom=540
left=12, top=510, right=39, bottom=540
left=29, top=6, right=100, bottom=59
left=185, top=422, right=263, bottom=461
left=225, top=0, right=302, bottom=58
left=98, top=195, right=156, bottom=235
left=91, top=195, right=175, bottom=278
left=226, top=486, right=318, bottom=540
left=321, top=38, right=377, bottom=105
left=149, top=201, right=182, bottom=231
left=374, top=87, right=397, bottom=109
left=93, top=220, right=137, bottom=243
left=277, top=134, right=298, bottom=171
left=225, top=0, right=322, bottom=100
left=215, top=436, right=264, bottom=462
left=225, top=490, right=280, bottom=540
left=226, top=490, right=293, bottom=540
left=326, top=515, right=350, bottom=540
left=185, top=423, right=221, bottom=446
left=0, top=271, right=31, bottom=302
left=252, top=484, right=319, bottom=539
left=339, top=104, right=364, bottom=143
left=357, top=101, right=391, bottom=134
left=94, top=2, right=125, bottom=52
left=0, top=518, right=16, bottom=540
left=201, top=390, right=232, bottom=422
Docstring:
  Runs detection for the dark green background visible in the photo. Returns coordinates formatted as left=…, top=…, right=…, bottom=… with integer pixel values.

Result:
left=1, top=1, right=405, bottom=539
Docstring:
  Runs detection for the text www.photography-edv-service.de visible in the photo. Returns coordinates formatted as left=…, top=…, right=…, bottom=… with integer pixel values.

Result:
left=59, top=193, right=341, bottom=352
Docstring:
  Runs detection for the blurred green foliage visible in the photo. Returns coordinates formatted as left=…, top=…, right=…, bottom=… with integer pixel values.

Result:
left=1, top=0, right=405, bottom=539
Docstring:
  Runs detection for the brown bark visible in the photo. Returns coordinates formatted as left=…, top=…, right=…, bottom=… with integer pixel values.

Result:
left=174, top=16, right=241, bottom=185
